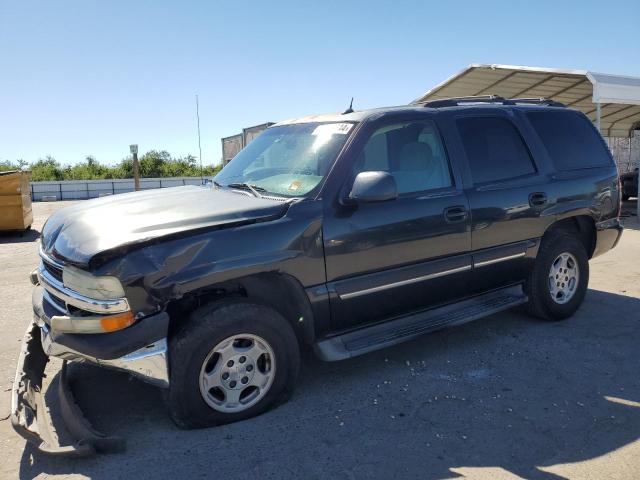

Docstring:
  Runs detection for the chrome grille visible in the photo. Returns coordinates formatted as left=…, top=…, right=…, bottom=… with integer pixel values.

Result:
left=43, top=289, right=68, bottom=315
left=42, top=259, right=63, bottom=283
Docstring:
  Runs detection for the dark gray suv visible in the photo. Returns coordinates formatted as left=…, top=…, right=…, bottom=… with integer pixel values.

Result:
left=13, top=97, right=623, bottom=455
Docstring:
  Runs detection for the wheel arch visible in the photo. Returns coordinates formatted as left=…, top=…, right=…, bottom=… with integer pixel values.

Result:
left=542, top=215, right=596, bottom=258
left=165, top=271, right=316, bottom=346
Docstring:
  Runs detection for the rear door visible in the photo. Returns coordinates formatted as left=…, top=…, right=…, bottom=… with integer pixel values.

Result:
left=452, top=110, right=551, bottom=293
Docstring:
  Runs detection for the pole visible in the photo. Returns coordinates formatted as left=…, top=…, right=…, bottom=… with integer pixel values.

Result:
left=196, top=95, right=203, bottom=183
left=133, top=151, right=140, bottom=191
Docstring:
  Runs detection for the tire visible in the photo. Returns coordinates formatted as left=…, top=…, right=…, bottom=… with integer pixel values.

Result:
left=622, top=193, right=630, bottom=202
left=167, top=300, right=300, bottom=429
left=525, top=231, right=589, bottom=321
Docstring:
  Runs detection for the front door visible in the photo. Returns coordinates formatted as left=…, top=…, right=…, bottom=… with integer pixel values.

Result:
left=322, top=115, right=472, bottom=332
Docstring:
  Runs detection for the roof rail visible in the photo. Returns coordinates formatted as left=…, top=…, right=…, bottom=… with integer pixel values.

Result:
left=420, top=95, right=566, bottom=108
left=421, top=95, right=506, bottom=108
left=507, top=97, right=566, bottom=107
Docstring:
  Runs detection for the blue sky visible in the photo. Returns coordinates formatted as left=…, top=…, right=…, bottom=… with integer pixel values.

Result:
left=1, top=0, right=639, bottom=167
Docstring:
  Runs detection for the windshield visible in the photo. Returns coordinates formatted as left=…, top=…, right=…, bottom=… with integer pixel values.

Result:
left=215, top=122, right=355, bottom=198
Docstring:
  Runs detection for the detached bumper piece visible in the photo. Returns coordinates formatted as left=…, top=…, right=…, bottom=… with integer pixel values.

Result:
left=11, top=322, right=126, bottom=457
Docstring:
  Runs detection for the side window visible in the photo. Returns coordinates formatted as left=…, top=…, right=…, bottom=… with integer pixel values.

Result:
left=354, top=120, right=453, bottom=194
left=526, top=111, right=613, bottom=170
left=456, top=117, right=536, bottom=184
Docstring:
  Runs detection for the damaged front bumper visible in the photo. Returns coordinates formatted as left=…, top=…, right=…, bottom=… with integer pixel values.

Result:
left=11, top=322, right=126, bottom=456
left=12, top=257, right=172, bottom=456
left=12, top=297, right=170, bottom=456
left=39, top=317, right=170, bottom=389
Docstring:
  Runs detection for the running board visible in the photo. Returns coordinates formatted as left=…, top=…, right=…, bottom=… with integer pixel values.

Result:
left=314, top=285, right=527, bottom=361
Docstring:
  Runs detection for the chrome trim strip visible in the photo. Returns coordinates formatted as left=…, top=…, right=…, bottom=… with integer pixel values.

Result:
left=37, top=266, right=131, bottom=314
left=39, top=246, right=65, bottom=270
left=474, top=252, right=526, bottom=268
left=339, top=264, right=472, bottom=300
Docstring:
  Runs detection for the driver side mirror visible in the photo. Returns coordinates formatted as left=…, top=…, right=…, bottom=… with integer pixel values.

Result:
left=346, top=171, right=398, bottom=203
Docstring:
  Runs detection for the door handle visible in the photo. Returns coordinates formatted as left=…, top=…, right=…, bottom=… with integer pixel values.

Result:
left=444, top=206, right=468, bottom=223
left=529, top=192, right=548, bottom=207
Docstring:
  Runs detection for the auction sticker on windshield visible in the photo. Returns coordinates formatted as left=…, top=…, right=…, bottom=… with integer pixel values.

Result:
left=312, top=123, right=353, bottom=136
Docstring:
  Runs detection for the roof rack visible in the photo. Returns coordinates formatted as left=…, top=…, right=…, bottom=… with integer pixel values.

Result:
left=507, top=97, right=566, bottom=107
left=420, top=95, right=566, bottom=108
left=420, top=95, right=506, bottom=108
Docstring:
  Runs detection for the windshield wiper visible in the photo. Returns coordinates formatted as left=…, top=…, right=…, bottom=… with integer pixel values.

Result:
left=227, top=182, right=267, bottom=198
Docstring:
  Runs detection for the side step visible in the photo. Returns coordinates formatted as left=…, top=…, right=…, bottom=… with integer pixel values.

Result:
left=314, top=285, right=527, bottom=361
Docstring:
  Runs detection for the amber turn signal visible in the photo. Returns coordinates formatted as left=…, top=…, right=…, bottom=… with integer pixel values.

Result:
left=51, top=310, right=135, bottom=334
left=100, top=311, right=135, bottom=332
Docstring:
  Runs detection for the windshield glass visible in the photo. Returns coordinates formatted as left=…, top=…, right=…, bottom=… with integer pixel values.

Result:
left=215, top=122, right=355, bottom=197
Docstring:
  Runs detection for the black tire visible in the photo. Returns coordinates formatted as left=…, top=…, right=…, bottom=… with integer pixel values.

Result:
left=167, top=300, right=300, bottom=429
left=525, top=231, right=589, bottom=321
left=622, top=193, right=630, bottom=202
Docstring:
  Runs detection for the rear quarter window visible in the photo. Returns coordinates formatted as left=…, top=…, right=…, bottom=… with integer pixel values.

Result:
left=526, top=110, right=613, bottom=171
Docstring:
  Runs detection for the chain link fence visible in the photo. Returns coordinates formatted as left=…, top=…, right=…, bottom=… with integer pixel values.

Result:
left=607, top=130, right=640, bottom=173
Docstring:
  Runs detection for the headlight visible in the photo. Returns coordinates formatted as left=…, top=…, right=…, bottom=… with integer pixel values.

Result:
left=51, top=311, right=135, bottom=334
left=62, top=266, right=126, bottom=299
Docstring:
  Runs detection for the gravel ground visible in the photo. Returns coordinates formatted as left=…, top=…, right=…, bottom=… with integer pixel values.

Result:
left=0, top=200, right=639, bottom=480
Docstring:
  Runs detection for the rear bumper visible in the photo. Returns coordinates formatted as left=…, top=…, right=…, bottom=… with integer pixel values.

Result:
left=592, top=218, right=624, bottom=258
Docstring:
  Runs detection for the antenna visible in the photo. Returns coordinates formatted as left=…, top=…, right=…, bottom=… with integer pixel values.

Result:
left=195, top=94, right=203, bottom=183
left=342, top=97, right=354, bottom=115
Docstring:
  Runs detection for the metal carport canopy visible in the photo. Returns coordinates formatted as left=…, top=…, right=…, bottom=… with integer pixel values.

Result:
left=412, top=64, right=640, bottom=137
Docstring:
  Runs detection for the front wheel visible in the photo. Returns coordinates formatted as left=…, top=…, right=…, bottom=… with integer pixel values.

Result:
left=167, top=301, right=300, bottom=428
left=525, top=232, right=589, bottom=321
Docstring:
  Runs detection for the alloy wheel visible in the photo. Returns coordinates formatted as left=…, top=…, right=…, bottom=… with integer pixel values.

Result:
left=199, top=334, right=276, bottom=413
left=548, top=252, right=580, bottom=304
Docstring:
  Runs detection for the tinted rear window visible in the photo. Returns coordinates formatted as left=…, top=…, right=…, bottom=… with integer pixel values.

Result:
left=456, top=116, right=536, bottom=184
left=527, top=111, right=612, bottom=170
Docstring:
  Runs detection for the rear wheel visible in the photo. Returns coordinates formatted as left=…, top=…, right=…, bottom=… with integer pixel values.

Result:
left=167, top=301, right=300, bottom=428
left=525, top=232, right=589, bottom=320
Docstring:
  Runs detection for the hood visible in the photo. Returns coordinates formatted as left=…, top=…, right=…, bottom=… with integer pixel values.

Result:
left=41, top=185, right=288, bottom=266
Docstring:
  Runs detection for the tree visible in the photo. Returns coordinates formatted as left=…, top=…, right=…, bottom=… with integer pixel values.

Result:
left=16, top=152, right=221, bottom=181
left=0, top=158, right=27, bottom=172
left=30, top=156, right=64, bottom=181
left=0, top=160, right=17, bottom=172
